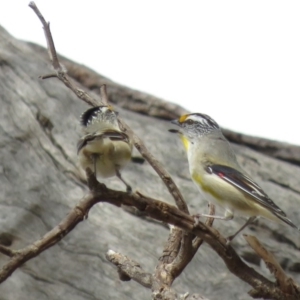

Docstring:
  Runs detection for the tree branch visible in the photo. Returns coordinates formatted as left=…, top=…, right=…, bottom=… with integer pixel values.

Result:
left=100, top=84, right=109, bottom=106
left=106, top=250, right=152, bottom=288
left=29, top=2, right=99, bottom=107
left=106, top=250, right=211, bottom=299
left=168, top=204, right=216, bottom=281
left=244, top=235, right=300, bottom=297
left=1, top=168, right=298, bottom=298
left=0, top=192, right=92, bottom=283
left=29, top=1, right=189, bottom=216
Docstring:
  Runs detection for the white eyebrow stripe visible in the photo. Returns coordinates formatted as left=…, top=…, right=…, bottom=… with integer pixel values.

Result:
left=186, top=114, right=219, bottom=128
left=187, top=115, right=202, bottom=122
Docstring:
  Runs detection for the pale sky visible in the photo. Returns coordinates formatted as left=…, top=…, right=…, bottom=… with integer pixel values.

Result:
left=1, top=1, right=300, bottom=145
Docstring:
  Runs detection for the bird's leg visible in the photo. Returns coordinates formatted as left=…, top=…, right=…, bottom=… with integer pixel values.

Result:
left=116, top=168, right=132, bottom=193
left=226, top=216, right=257, bottom=243
left=195, top=209, right=233, bottom=220
left=193, top=209, right=233, bottom=226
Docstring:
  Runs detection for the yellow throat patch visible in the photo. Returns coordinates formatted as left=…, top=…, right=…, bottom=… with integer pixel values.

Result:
left=180, top=135, right=190, bottom=151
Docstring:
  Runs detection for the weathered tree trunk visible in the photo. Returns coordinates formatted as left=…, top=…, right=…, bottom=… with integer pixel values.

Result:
left=0, top=25, right=300, bottom=299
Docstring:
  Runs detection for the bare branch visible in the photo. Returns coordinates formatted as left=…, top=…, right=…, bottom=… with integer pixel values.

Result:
left=166, top=204, right=216, bottom=282
left=87, top=173, right=275, bottom=293
left=90, top=187, right=285, bottom=300
left=28, top=2, right=60, bottom=70
left=130, top=131, right=189, bottom=214
left=106, top=246, right=211, bottom=299
left=159, top=226, right=183, bottom=264
left=0, top=193, right=93, bottom=283
left=39, top=74, right=57, bottom=79
left=244, top=235, right=300, bottom=296
left=100, top=85, right=109, bottom=106
left=29, top=2, right=99, bottom=107
left=0, top=169, right=296, bottom=299
left=153, top=227, right=189, bottom=295
left=29, top=1, right=188, bottom=215
left=106, top=250, right=152, bottom=288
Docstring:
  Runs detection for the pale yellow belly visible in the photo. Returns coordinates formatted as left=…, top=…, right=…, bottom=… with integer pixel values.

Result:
left=191, top=172, right=260, bottom=217
left=78, top=139, right=131, bottom=179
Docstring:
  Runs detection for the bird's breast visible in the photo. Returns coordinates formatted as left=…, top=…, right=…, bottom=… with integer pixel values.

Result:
left=191, top=168, right=259, bottom=215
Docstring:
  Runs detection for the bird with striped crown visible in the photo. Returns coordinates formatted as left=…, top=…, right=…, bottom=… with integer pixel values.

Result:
left=169, top=112, right=299, bottom=242
left=77, top=106, right=132, bottom=192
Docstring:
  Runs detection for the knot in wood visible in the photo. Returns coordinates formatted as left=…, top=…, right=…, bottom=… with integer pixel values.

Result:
left=156, top=202, right=169, bottom=214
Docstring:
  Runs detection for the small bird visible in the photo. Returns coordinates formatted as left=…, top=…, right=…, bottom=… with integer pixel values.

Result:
left=169, top=113, right=298, bottom=241
left=77, top=105, right=132, bottom=192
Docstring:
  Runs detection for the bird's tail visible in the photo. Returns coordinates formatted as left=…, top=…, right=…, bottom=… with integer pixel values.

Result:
left=275, top=212, right=299, bottom=231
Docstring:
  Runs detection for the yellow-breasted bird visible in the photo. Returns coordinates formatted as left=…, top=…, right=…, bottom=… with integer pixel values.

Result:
left=169, top=112, right=298, bottom=241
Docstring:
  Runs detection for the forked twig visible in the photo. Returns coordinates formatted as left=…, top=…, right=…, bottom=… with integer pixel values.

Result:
left=28, top=1, right=188, bottom=215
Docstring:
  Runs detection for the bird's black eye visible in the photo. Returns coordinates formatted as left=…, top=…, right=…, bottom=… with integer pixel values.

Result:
left=186, top=119, right=194, bottom=125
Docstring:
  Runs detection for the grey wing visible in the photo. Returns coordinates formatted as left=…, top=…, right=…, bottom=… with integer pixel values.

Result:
left=77, top=134, right=97, bottom=154
left=100, top=131, right=130, bottom=143
left=77, top=131, right=130, bottom=154
left=206, top=164, right=284, bottom=213
left=206, top=164, right=298, bottom=229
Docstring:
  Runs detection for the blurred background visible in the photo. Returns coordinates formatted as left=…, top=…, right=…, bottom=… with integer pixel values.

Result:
left=1, top=1, right=300, bottom=144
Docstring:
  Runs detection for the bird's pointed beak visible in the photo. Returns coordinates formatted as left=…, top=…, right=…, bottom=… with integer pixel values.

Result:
left=107, top=105, right=114, bottom=112
left=171, top=119, right=180, bottom=126
left=168, top=129, right=180, bottom=134
left=169, top=119, right=181, bottom=134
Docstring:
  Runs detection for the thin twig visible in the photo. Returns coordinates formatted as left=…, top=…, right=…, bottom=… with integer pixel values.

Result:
left=29, top=1, right=188, bottom=215
left=244, top=235, right=300, bottom=295
left=28, top=2, right=60, bottom=70
left=0, top=193, right=93, bottom=283
left=125, top=123, right=189, bottom=214
left=39, top=74, right=57, bottom=79
left=100, top=85, right=109, bottom=106
left=29, top=2, right=99, bottom=107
